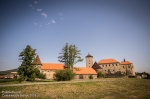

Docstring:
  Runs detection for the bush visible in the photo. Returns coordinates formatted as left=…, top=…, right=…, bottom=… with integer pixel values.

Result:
left=39, top=73, right=46, bottom=79
left=89, top=75, right=93, bottom=79
left=54, top=69, right=75, bottom=81
left=97, top=71, right=104, bottom=78
left=121, top=73, right=126, bottom=77
left=0, top=79, right=17, bottom=83
left=147, top=73, right=150, bottom=77
left=18, top=74, right=24, bottom=83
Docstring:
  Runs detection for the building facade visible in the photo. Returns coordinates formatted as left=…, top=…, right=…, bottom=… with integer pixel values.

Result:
left=32, top=55, right=97, bottom=79
left=87, top=54, right=135, bottom=76
left=86, top=54, right=93, bottom=68
left=32, top=54, right=135, bottom=79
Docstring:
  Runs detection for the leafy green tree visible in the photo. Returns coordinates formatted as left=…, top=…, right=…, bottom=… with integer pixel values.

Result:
left=17, top=45, right=37, bottom=82
left=54, top=69, right=75, bottom=81
left=97, top=71, right=104, bottom=78
left=89, top=75, right=93, bottom=79
left=58, top=43, right=83, bottom=70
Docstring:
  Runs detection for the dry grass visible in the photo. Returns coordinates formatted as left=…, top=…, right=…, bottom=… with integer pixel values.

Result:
left=0, top=78, right=150, bottom=99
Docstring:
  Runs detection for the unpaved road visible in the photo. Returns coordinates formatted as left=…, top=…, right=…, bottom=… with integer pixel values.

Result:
left=0, top=79, right=114, bottom=87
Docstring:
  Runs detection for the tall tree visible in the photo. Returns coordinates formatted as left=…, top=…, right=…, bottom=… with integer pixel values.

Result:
left=58, top=43, right=83, bottom=69
left=18, top=45, right=37, bottom=81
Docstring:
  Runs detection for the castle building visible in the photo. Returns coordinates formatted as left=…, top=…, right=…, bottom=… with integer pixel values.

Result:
left=88, top=54, right=135, bottom=76
left=120, top=59, right=135, bottom=76
left=32, top=54, right=135, bottom=79
left=32, top=55, right=97, bottom=79
left=32, top=55, right=64, bottom=79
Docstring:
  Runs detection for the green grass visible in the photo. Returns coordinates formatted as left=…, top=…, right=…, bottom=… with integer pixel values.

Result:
left=0, top=79, right=55, bottom=85
left=0, top=78, right=150, bottom=99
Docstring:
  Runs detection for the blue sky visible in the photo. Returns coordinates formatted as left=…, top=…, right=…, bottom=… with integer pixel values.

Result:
left=0, top=0, right=150, bottom=73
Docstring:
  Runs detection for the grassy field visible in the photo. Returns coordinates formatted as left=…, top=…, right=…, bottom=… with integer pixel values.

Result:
left=0, top=79, right=55, bottom=85
left=0, top=78, right=150, bottom=99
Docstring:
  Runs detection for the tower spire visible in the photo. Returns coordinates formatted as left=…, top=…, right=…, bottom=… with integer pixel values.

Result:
left=124, top=58, right=125, bottom=62
left=86, top=53, right=93, bottom=68
left=32, top=55, right=42, bottom=65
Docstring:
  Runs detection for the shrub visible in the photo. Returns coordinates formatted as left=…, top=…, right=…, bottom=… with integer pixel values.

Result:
left=121, top=73, right=126, bottom=77
left=89, top=75, right=93, bottom=79
left=54, top=69, right=75, bottom=81
left=97, top=71, right=104, bottom=78
left=18, top=74, right=24, bottom=83
left=0, top=79, right=17, bottom=83
left=13, top=75, right=17, bottom=79
left=39, top=73, right=46, bottom=79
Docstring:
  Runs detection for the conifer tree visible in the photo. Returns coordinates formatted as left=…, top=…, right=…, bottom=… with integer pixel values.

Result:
left=58, top=43, right=83, bottom=70
left=17, top=45, right=36, bottom=81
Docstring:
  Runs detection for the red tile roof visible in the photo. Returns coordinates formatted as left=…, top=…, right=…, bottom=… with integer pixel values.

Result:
left=98, top=58, right=119, bottom=64
left=120, top=61, right=132, bottom=65
left=42, top=63, right=64, bottom=70
left=73, top=67, right=97, bottom=75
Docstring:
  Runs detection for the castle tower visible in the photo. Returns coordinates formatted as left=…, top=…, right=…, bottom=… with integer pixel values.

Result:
left=32, top=55, right=42, bottom=71
left=86, top=53, right=93, bottom=68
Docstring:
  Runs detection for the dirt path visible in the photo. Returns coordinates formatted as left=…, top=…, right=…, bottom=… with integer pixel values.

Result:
left=0, top=79, right=114, bottom=87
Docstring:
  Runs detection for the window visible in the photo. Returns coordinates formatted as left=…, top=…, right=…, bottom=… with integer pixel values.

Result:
left=123, top=66, right=124, bottom=68
left=109, top=64, right=110, bottom=66
left=116, top=64, right=117, bottom=66
left=112, top=64, right=114, bottom=66
left=128, top=66, right=130, bottom=68
left=113, top=70, right=114, bottom=71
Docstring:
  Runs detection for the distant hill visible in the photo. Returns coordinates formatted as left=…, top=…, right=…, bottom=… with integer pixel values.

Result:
left=0, top=68, right=18, bottom=75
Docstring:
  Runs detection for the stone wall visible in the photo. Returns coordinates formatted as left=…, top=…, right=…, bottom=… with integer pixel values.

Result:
left=41, top=70, right=55, bottom=79
left=75, top=74, right=97, bottom=79
left=98, top=63, right=135, bottom=76
left=86, top=57, right=93, bottom=68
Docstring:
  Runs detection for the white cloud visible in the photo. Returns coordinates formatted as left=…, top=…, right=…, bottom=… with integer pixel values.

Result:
left=48, top=22, right=50, bottom=24
left=34, top=1, right=38, bottom=4
left=61, top=18, right=63, bottom=20
left=41, top=13, right=47, bottom=18
left=46, top=22, right=50, bottom=25
left=59, top=13, right=62, bottom=15
left=52, top=19, right=56, bottom=23
left=39, top=25, right=42, bottom=26
left=34, top=23, right=37, bottom=25
left=29, top=4, right=34, bottom=9
left=37, top=9, right=42, bottom=11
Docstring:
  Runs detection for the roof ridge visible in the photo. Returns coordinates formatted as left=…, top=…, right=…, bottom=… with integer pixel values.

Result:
left=42, top=63, right=64, bottom=64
